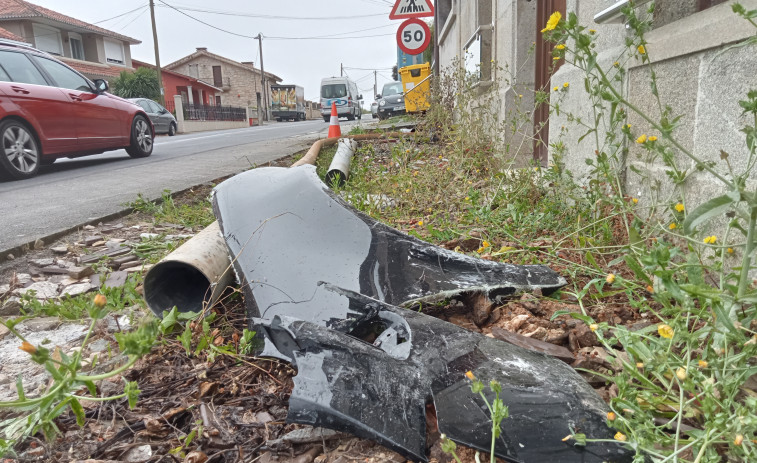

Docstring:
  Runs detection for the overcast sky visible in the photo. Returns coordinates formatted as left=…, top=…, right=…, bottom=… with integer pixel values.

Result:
left=33, top=0, right=411, bottom=105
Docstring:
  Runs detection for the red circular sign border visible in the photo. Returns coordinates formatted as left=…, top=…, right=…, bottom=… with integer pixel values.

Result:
left=396, top=18, right=431, bottom=55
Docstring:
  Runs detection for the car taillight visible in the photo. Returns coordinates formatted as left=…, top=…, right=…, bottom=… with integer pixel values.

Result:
left=348, top=97, right=352, bottom=107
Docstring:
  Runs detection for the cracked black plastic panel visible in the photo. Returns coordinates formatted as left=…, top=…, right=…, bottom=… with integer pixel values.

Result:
left=212, top=166, right=567, bottom=323
left=212, top=166, right=632, bottom=462
left=258, top=285, right=633, bottom=463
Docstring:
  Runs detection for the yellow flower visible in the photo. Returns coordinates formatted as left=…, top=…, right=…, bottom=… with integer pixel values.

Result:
left=19, top=341, right=37, bottom=355
left=556, top=44, right=566, bottom=50
left=606, top=273, right=616, bottom=284
left=658, top=324, right=674, bottom=339
left=636, top=362, right=644, bottom=368
left=727, top=247, right=734, bottom=254
left=589, top=323, right=599, bottom=332
left=646, top=285, right=655, bottom=293
left=94, top=293, right=107, bottom=308
left=703, top=235, right=718, bottom=244
left=613, top=61, right=620, bottom=67
left=589, top=29, right=597, bottom=34
left=465, top=196, right=470, bottom=201
left=734, top=434, right=744, bottom=446
left=541, top=11, right=562, bottom=32
left=552, top=56, right=560, bottom=60
left=405, top=189, right=410, bottom=193
left=669, top=223, right=677, bottom=230
left=418, top=220, right=424, bottom=226
left=518, top=94, right=523, bottom=98
left=623, top=123, right=632, bottom=129
left=563, top=82, right=569, bottom=88
left=482, top=240, right=491, bottom=248
left=637, top=44, right=646, bottom=55
left=614, top=432, right=627, bottom=442
left=607, top=411, right=616, bottom=421
left=648, top=135, right=658, bottom=142
left=676, top=367, right=687, bottom=381
left=465, top=370, right=476, bottom=381
left=674, top=202, right=685, bottom=213
left=636, top=134, right=647, bottom=144
left=632, top=198, right=638, bottom=204
left=553, top=86, right=559, bottom=91
left=698, top=360, right=708, bottom=368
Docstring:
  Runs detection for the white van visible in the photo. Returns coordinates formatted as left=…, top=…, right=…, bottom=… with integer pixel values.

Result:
left=320, top=77, right=362, bottom=122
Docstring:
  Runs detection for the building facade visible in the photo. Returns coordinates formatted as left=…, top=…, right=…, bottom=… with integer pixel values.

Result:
left=436, top=0, right=756, bottom=205
left=132, top=59, right=222, bottom=108
left=164, top=48, right=281, bottom=117
left=0, top=0, right=140, bottom=81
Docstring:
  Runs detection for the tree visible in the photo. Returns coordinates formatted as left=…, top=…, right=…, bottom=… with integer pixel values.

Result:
left=111, top=67, right=160, bottom=100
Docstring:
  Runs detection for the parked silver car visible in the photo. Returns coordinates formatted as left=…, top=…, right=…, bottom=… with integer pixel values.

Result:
left=128, top=98, right=177, bottom=136
left=377, top=81, right=405, bottom=120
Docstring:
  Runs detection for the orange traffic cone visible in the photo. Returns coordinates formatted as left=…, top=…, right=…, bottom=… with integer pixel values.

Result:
left=327, top=102, right=341, bottom=138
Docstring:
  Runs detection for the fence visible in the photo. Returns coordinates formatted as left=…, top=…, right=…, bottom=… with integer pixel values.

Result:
left=172, top=95, right=252, bottom=134
left=184, top=103, right=246, bottom=122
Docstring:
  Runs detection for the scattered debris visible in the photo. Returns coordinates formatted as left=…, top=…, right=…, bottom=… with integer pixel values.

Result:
left=207, top=166, right=631, bottom=462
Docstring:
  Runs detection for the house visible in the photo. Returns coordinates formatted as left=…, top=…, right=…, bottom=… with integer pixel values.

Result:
left=435, top=0, right=755, bottom=202
left=164, top=47, right=282, bottom=117
left=0, top=0, right=140, bottom=81
left=132, top=59, right=222, bottom=108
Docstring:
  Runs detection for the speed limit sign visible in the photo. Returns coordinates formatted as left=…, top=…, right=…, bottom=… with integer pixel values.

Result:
left=396, top=18, right=431, bottom=55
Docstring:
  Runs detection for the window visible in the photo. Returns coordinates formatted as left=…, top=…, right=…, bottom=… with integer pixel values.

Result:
left=321, top=84, right=346, bottom=98
left=104, top=39, right=124, bottom=65
left=33, top=56, right=91, bottom=91
left=69, top=32, right=84, bottom=60
left=32, top=23, right=63, bottom=56
left=0, top=64, right=10, bottom=82
left=215, top=95, right=221, bottom=105
left=147, top=100, right=163, bottom=113
left=0, top=50, right=47, bottom=86
left=212, top=66, right=223, bottom=87
left=381, top=82, right=403, bottom=96
left=136, top=100, right=153, bottom=113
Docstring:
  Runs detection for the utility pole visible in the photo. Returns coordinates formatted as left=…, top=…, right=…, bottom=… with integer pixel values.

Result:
left=373, top=70, right=377, bottom=98
left=340, top=63, right=343, bottom=77
left=256, top=34, right=268, bottom=122
left=149, top=0, right=164, bottom=105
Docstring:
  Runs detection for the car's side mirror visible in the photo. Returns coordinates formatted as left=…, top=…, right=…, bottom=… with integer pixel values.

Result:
left=93, top=79, right=109, bottom=93
left=376, top=94, right=381, bottom=99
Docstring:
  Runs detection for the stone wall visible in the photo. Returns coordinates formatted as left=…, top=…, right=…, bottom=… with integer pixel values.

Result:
left=550, top=0, right=757, bottom=210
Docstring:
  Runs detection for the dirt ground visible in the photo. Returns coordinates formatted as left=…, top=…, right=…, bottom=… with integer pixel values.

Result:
left=0, top=154, right=641, bottom=463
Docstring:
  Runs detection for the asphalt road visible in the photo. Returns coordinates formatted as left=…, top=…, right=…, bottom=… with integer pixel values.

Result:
left=0, top=118, right=367, bottom=254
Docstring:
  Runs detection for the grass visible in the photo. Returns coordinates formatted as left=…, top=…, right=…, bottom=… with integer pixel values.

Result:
left=315, top=132, right=599, bottom=268
left=128, top=189, right=215, bottom=230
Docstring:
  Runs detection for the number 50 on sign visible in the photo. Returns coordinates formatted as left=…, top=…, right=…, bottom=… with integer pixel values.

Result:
left=396, top=18, right=431, bottom=55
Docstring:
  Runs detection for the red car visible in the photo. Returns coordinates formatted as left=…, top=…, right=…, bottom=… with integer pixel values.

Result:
left=0, top=40, right=153, bottom=180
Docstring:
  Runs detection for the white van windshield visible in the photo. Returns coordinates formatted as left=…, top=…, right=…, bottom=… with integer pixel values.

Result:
left=382, top=82, right=403, bottom=96
left=322, top=84, right=347, bottom=98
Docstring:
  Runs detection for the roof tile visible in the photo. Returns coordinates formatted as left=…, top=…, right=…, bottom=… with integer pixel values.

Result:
left=0, top=0, right=140, bottom=44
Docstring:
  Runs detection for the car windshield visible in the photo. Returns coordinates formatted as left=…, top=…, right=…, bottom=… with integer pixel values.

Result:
left=321, top=84, right=347, bottom=98
left=382, top=82, right=403, bottom=96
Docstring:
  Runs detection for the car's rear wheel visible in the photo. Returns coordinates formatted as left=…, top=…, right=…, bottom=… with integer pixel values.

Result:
left=168, top=122, right=177, bottom=136
left=126, top=115, right=153, bottom=158
left=347, top=114, right=355, bottom=121
left=0, top=120, right=40, bottom=180
left=323, top=116, right=329, bottom=122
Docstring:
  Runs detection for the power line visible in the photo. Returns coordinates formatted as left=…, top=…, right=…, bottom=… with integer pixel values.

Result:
left=158, top=0, right=394, bottom=41
left=93, top=5, right=146, bottom=24
left=157, top=4, right=388, bottom=20
left=157, top=0, right=258, bottom=39
left=118, top=8, right=148, bottom=31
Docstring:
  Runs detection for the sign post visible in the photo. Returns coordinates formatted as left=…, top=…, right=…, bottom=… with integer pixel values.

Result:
left=396, top=18, right=431, bottom=55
